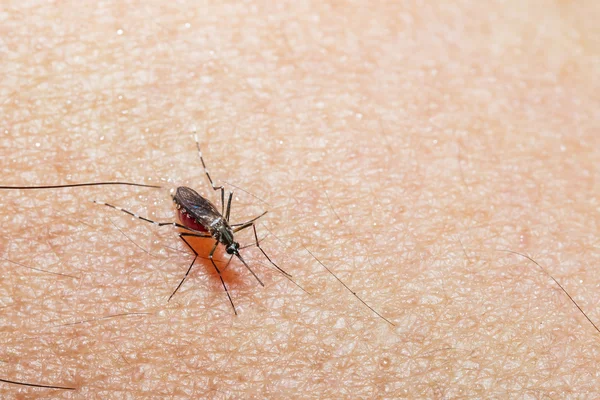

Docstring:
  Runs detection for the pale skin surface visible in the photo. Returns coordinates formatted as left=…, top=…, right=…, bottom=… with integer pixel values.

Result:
left=1, top=0, right=599, bottom=398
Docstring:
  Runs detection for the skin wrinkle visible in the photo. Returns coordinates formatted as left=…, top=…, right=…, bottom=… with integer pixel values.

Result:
left=1, top=0, right=600, bottom=398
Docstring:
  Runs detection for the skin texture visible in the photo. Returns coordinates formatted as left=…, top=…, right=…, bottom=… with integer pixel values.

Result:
left=1, top=0, right=600, bottom=398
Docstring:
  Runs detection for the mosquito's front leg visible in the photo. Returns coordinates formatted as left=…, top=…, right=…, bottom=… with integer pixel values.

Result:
left=233, top=220, right=291, bottom=278
left=193, top=131, right=228, bottom=215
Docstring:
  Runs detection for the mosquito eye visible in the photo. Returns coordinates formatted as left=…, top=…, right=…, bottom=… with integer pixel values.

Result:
left=226, top=247, right=235, bottom=254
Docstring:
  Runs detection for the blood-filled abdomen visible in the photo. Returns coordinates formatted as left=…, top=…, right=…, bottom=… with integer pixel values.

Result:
left=177, top=208, right=208, bottom=233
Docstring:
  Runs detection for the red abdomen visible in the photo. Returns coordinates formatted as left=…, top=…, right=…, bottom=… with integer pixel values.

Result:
left=177, top=208, right=208, bottom=233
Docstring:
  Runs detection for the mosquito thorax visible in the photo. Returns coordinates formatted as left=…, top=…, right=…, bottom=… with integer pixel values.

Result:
left=91, top=135, right=291, bottom=316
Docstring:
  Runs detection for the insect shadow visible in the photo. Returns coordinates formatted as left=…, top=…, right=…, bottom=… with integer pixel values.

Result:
left=94, top=134, right=293, bottom=315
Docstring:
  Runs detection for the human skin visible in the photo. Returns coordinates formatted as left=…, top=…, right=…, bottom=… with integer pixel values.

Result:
left=1, top=0, right=599, bottom=398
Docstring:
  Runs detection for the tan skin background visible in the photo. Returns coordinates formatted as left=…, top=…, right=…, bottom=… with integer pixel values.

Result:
left=1, top=0, right=599, bottom=398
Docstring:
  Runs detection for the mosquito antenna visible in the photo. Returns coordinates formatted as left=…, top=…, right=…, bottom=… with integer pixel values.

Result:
left=0, top=182, right=161, bottom=189
left=0, top=378, right=75, bottom=390
left=305, top=247, right=395, bottom=326
left=234, top=251, right=264, bottom=287
left=498, top=249, right=600, bottom=335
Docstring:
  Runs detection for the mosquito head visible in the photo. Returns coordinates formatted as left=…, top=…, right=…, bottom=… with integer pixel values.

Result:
left=226, top=242, right=240, bottom=255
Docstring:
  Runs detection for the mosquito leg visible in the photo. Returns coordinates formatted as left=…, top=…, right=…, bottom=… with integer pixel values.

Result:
left=231, top=211, right=267, bottom=228
left=251, top=224, right=291, bottom=277
left=193, top=130, right=227, bottom=214
left=233, top=251, right=264, bottom=287
left=207, top=240, right=238, bottom=315
left=92, top=201, right=199, bottom=233
left=234, top=219, right=291, bottom=278
left=219, top=189, right=225, bottom=216
left=237, top=229, right=308, bottom=294
left=168, top=235, right=200, bottom=301
left=239, top=242, right=258, bottom=250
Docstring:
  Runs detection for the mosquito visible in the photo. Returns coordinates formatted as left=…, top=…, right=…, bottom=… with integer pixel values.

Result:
left=94, top=135, right=292, bottom=315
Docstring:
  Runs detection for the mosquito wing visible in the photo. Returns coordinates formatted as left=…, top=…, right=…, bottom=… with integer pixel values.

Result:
left=174, top=186, right=223, bottom=231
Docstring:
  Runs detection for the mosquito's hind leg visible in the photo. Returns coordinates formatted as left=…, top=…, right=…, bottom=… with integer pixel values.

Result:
left=175, top=233, right=236, bottom=316
left=93, top=200, right=196, bottom=232
left=169, top=235, right=200, bottom=301
left=236, top=224, right=309, bottom=294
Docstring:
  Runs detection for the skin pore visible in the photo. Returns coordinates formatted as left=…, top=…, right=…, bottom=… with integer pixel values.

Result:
left=1, top=0, right=600, bottom=398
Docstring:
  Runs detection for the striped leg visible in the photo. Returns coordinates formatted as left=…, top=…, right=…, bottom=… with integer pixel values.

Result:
left=179, top=233, right=238, bottom=314
left=233, top=221, right=291, bottom=278
left=93, top=200, right=206, bottom=233
left=193, top=129, right=230, bottom=216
